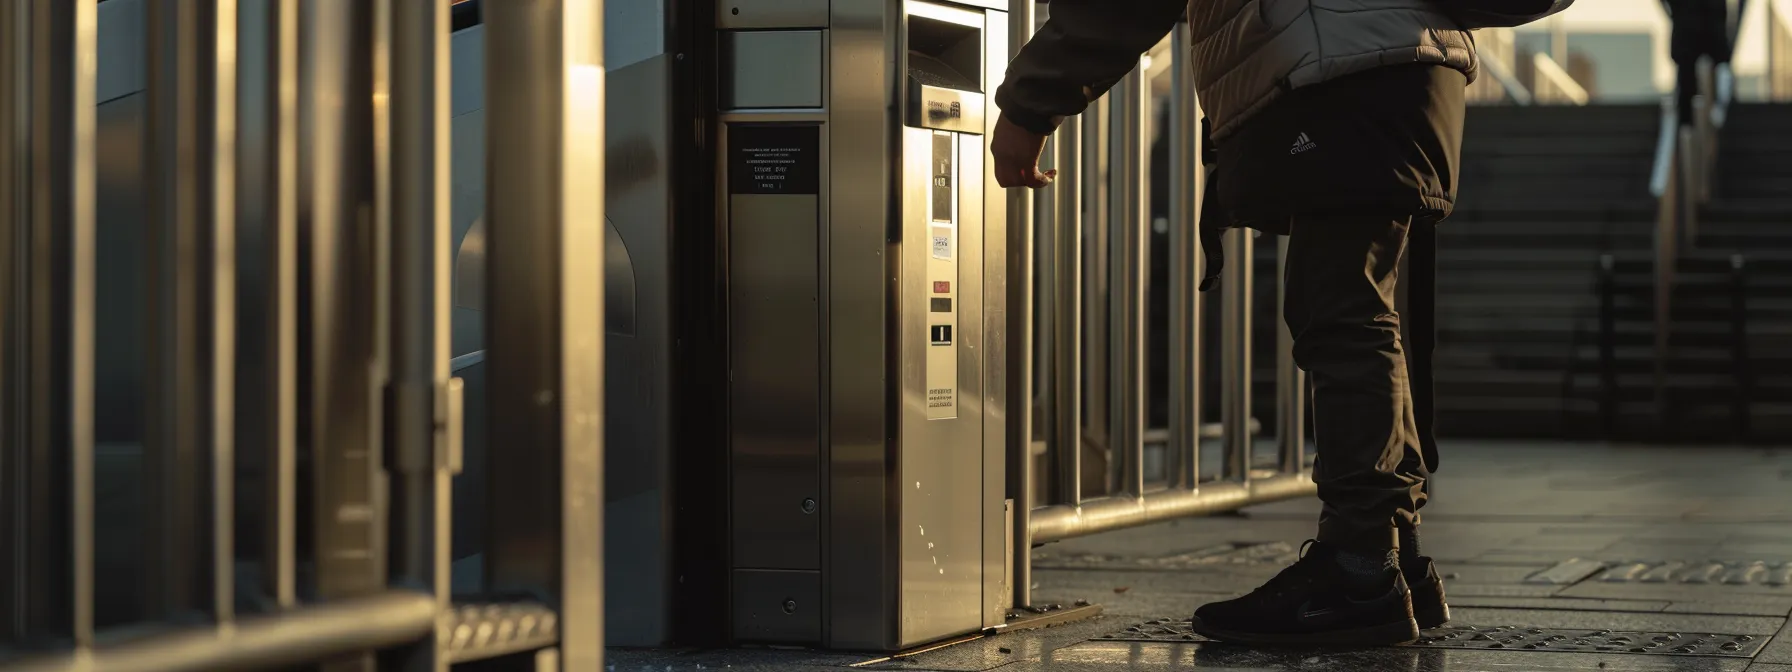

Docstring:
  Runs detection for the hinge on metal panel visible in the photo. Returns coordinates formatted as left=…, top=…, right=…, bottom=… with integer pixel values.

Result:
left=438, top=377, right=465, bottom=474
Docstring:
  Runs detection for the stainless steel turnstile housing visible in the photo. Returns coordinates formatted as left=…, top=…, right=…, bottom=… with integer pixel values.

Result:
left=721, top=0, right=1012, bottom=651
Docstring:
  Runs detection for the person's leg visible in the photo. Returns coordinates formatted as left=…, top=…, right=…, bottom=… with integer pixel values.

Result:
left=1189, top=215, right=1425, bottom=647
left=1286, top=215, right=1429, bottom=553
left=1397, top=216, right=1449, bottom=628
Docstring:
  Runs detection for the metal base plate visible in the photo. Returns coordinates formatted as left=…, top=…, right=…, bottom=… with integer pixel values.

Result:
left=1095, top=620, right=1772, bottom=658
left=996, top=602, right=1105, bottom=634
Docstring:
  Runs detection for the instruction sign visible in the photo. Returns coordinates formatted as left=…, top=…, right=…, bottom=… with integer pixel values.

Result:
left=728, top=124, right=821, bottom=195
left=924, top=130, right=958, bottom=420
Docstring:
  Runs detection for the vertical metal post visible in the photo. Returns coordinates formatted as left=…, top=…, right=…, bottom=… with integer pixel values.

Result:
left=0, top=0, right=26, bottom=641
left=209, top=0, right=240, bottom=625
left=1006, top=0, right=1035, bottom=611
left=1081, top=102, right=1108, bottom=461
left=262, top=0, right=300, bottom=610
left=388, top=0, right=455, bottom=668
left=1166, top=21, right=1201, bottom=491
left=1052, top=119, right=1082, bottom=506
left=67, top=2, right=97, bottom=645
left=1220, top=229, right=1253, bottom=482
left=144, top=0, right=207, bottom=620
left=1035, top=135, right=1056, bottom=459
left=300, top=5, right=383, bottom=660
left=1108, top=66, right=1146, bottom=497
left=12, top=0, right=96, bottom=647
left=141, top=0, right=240, bottom=625
left=1275, top=239, right=1304, bottom=474
left=483, top=1, right=605, bottom=668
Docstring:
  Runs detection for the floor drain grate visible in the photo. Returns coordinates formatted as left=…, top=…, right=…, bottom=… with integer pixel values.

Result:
left=1095, top=621, right=1771, bottom=657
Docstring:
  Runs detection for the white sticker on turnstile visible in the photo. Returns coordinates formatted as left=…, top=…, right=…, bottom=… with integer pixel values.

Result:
left=931, top=230, right=952, bottom=260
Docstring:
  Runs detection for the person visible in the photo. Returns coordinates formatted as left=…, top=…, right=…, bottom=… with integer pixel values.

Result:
left=1665, top=0, right=1735, bottom=126
left=989, top=0, right=1490, bottom=648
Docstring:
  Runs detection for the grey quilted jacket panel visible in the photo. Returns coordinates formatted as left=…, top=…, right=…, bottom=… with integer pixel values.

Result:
left=995, top=0, right=1477, bottom=139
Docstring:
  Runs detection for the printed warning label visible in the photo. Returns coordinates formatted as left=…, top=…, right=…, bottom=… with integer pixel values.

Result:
left=927, top=387, right=955, bottom=409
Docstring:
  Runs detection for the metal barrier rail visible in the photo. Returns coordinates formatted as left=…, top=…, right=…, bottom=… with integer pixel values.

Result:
left=1008, top=8, right=1315, bottom=559
left=1529, top=53, right=1590, bottom=106
left=0, top=1, right=606, bottom=669
left=1772, top=0, right=1792, bottom=101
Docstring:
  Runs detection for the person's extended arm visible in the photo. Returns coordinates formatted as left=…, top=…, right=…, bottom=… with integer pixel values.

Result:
left=993, top=0, right=1189, bottom=135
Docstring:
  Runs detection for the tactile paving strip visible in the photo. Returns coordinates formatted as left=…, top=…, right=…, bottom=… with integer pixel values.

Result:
left=1095, top=620, right=1772, bottom=658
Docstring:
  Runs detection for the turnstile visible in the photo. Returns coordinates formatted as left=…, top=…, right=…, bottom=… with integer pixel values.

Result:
left=720, top=0, right=1013, bottom=651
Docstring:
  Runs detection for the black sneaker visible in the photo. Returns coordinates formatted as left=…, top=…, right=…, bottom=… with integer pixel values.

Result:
left=1404, top=557, right=1450, bottom=629
left=1189, top=540, right=1420, bottom=647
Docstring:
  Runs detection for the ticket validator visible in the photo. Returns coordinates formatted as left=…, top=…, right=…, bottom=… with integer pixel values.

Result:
left=720, top=0, right=1014, bottom=652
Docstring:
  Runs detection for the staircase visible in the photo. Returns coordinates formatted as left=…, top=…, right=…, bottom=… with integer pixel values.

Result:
left=1573, top=103, right=1792, bottom=442
left=1158, top=103, right=1792, bottom=443
left=1434, top=104, right=1659, bottom=438
left=1692, top=103, right=1792, bottom=439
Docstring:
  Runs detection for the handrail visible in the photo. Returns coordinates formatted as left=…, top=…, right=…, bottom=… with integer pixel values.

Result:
left=1730, top=254, right=1751, bottom=441
left=1530, top=52, right=1589, bottom=106
left=1650, top=99, right=1678, bottom=198
left=0, top=590, right=438, bottom=672
left=1479, top=49, right=1535, bottom=106
left=1597, top=255, right=1617, bottom=436
left=1772, top=0, right=1792, bottom=101
left=1470, top=28, right=1535, bottom=105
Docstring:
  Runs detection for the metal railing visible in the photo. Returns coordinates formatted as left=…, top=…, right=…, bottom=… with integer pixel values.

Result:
left=0, top=1, right=606, bottom=670
left=1530, top=52, right=1590, bottom=106
left=1468, top=28, right=1535, bottom=105
left=1009, top=9, right=1315, bottom=560
left=1772, top=0, right=1792, bottom=101
left=1646, top=0, right=1751, bottom=412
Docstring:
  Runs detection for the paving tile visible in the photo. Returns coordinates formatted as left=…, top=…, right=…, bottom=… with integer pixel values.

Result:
left=1446, top=607, right=1785, bottom=635
left=1445, top=583, right=1567, bottom=598
left=1746, top=665, right=1792, bottom=672
left=1474, top=550, right=1585, bottom=566
left=864, top=615, right=1122, bottom=672
left=1561, top=581, right=1792, bottom=603
left=1664, top=601, right=1792, bottom=617
left=1756, top=613, right=1792, bottom=665
left=1447, top=596, right=1669, bottom=612
left=1510, top=534, right=1629, bottom=553
left=1010, top=642, right=1754, bottom=671
left=1438, top=563, right=1554, bottom=585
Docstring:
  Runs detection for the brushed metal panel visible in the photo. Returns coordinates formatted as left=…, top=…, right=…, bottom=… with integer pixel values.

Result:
left=728, top=189, right=822, bottom=571
left=96, top=0, right=145, bottom=103
left=453, top=216, right=484, bottom=312
left=896, top=127, right=985, bottom=647
left=732, top=569, right=822, bottom=644
left=603, top=53, right=674, bottom=648
left=449, top=26, right=482, bottom=116
left=721, top=30, right=823, bottom=110
left=93, top=92, right=148, bottom=445
left=602, top=219, right=635, bottom=337
left=979, top=7, right=1009, bottom=630
left=905, top=81, right=985, bottom=134
left=716, top=0, right=828, bottom=29
left=449, top=102, right=484, bottom=360
left=825, top=0, right=899, bottom=651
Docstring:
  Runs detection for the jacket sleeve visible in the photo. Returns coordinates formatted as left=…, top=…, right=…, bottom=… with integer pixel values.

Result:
left=993, top=0, right=1189, bottom=134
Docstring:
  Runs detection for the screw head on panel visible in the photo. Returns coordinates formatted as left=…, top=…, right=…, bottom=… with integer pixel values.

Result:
left=801, top=498, right=817, bottom=514
left=783, top=600, right=797, bottom=614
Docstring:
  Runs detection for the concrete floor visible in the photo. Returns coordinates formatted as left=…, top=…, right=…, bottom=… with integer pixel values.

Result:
left=610, top=441, right=1792, bottom=671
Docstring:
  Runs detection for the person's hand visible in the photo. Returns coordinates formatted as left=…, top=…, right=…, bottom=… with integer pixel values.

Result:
left=990, top=114, right=1057, bottom=189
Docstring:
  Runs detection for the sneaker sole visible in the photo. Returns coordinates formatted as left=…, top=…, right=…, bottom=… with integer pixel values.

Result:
left=1415, top=600, right=1450, bottom=630
left=1188, top=616, right=1421, bottom=648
